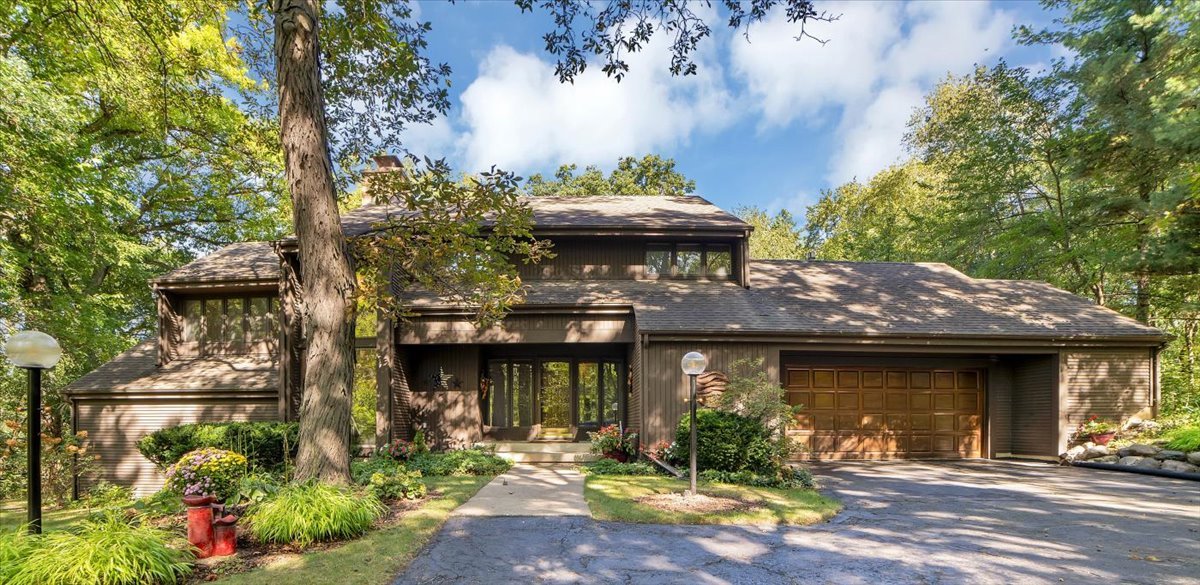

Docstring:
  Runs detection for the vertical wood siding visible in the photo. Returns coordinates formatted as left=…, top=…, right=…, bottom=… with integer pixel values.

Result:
left=398, top=315, right=632, bottom=345
left=627, top=325, right=643, bottom=434
left=1011, top=356, right=1058, bottom=457
left=75, top=398, right=278, bottom=496
left=518, top=238, right=645, bottom=280
left=407, top=346, right=482, bottom=448
left=1061, top=349, right=1154, bottom=426
left=987, top=363, right=1014, bottom=456
left=641, top=341, right=767, bottom=445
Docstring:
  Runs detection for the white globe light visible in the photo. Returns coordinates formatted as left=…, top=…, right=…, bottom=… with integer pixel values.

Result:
left=5, top=331, right=62, bottom=369
left=680, top=351, right=707, bottom=376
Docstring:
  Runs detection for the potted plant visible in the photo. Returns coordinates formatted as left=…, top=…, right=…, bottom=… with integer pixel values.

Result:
left=1078, top=415, right=1117, bottom=445
left=588, top=425, right=637, bottom=462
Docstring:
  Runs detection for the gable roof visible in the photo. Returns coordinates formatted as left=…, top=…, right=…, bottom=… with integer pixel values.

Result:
left=339, top=195, right=748, bottom=237
left=64, top=340, right=277, bottom=395
left=401, top=260, right=1163, bottom=341
left=153, top=241, right=279, bottom=285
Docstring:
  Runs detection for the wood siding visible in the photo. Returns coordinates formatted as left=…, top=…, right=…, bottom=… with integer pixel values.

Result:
left=407, top=346, right=482, bottom=448
left=987, top=363, right=1014, bottom=456
left=398, top=314, right=632, bottom=345
left=74, top=398, right=278, bottom=496
left=627, top=324, right=643, bottom=434
left=1011, top=355, right=1058, bottom=457
left=1060, top=348, right=1154, bottom=439
left=389, top=346, right=414, bottom=442
left=641, top=341, right=767, bottom=445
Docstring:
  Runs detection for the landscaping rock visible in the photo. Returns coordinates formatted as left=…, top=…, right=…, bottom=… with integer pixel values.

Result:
left=1154, top=450, right=1186, bottom=462
left=1091, top=455, right=1119, bottom=464
left=1160, top=460, right=1200, bottom=474
left=1187, top=452, right=1200, bottom=466
left=1123, top=416, right=1145, bottom=430
left=1117, top=444, right=1159, bottom=458
left=1062, top=445, right=1088, bottom=462
left=1084, top=445, right=1109, bottom=460
left=1118, top=456, right=1162, bottom=469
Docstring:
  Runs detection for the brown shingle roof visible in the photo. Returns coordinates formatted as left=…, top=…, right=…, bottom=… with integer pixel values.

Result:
left=401, top=261, right=1163, bottom=340
left=64, top=341, right=277, bottom=395
left=153, top=242, right=279, bottom=284
left=339, top=195, right=748, bottom=237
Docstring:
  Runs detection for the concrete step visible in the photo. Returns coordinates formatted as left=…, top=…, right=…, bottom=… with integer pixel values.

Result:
left=479, top=441, right=598, bottom=463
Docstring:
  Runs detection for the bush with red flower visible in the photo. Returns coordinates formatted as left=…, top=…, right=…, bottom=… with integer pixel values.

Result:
left=588, top=425, right=638, bottom=461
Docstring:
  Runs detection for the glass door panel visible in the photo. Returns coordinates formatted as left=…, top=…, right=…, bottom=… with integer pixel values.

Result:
left=603, top=362, right=621, bottom=424
left=511, top=361, right=533, bottom=427
left=577, top=362, right=600, bottom=425
left=540, top=361, right=571, bottom=428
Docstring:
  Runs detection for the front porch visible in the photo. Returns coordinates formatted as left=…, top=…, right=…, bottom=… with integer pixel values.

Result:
left=479, top=441, right=597, bottom=464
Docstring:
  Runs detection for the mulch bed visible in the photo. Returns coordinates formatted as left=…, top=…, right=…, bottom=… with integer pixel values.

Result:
left=187, top=491, right=440, bottom=583
left=634, top=491, right=763, bottom=514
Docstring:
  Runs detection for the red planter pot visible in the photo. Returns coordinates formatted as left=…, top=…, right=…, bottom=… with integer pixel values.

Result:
left=1090, top=432, right=1116, bottom=445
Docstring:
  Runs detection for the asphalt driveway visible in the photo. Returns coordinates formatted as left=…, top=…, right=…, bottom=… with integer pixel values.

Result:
left=394, top=461, right=1200, bottom=584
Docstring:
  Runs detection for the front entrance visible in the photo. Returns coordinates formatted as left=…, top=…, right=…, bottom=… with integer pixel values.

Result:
left=482, top=349, right=625, bottom=441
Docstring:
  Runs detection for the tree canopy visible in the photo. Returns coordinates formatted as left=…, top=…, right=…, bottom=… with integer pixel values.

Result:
left=525, top=155, right=696, bottom=197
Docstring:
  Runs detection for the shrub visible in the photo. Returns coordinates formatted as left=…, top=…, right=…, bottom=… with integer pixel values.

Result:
left=351, top=456, right=405, bottom=484
left=137, top=422, right=300, bottom=471
left=4, top=513, right=192, bottom=585
left=165, top=448, right=248, bottom=500
left=130, top=487, right=185, bottom=518
left=588, top=424, right=638, bottom=458
left=0, top=418, right=99, bottom=506
left=367, top=469, right=427, bottom=501
left=72, top=481, right=134, bottom=509
left=582, top=458, right=660, bottom=476
left=1163, top=424, right=1200, bottom=452
left=248, top=482, right=385, bottom=546
left=716, top=358, right=796, bottom=436
left=227, top=471, right=283, bottom=506
left=407, top=448, right=512, bottom=476
left=698, top=466, right=815, bottom=489
left=381, top=438, right=419, bottom=461
left=670, top=409, right=778, bottom=474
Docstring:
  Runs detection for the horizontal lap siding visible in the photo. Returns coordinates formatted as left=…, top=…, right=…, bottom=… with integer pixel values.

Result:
left=642, top=342, right=767, bottom=445
left=1062, top=349, right=1153, bottom=427
left=75, top=398, right=278, bottom=496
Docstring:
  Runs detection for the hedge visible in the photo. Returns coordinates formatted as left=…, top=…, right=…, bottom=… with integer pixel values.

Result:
left=137, top=422, right=299, bottom=471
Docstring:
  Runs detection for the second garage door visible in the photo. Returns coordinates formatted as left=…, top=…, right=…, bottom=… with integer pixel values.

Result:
left=785, top=365, right=984, bottom=459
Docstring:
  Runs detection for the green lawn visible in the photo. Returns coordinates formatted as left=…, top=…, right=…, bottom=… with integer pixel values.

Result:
left=584, top=475, right=841, bottom=525
left=0, top=502, right=92, bottom=533
left=216, top=475, right=491, bottom=585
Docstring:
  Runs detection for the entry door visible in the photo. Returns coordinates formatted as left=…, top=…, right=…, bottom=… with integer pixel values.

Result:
left=539, top=361, right=571, bottom=429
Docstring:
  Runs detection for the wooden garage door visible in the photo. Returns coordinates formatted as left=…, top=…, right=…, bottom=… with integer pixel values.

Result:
left=786, top=366, right=984, bottom=459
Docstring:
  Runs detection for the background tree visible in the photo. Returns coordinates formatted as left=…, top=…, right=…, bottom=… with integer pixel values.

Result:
left=735, top=207, right=806, bottom=260
left=525, top=155, right=696, bottom=197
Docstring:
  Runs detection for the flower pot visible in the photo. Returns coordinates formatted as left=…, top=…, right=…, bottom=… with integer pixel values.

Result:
left=182, top=494, right=216, bottom=507
left=1090, top=432, right=1116, bottom=445
left=212, top=515, right=239, bottom=557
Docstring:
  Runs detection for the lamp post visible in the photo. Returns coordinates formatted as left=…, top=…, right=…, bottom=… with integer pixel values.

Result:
left=680, top=351, right=707, bottom=496
left=5, top=331, right=63, bottom=534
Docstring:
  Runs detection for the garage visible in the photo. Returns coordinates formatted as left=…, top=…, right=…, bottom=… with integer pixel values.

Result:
left=785, top=364, right=984, bottom=459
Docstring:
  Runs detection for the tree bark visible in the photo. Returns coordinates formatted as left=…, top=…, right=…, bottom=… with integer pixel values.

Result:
left=274, top=0, right=355, bottom=484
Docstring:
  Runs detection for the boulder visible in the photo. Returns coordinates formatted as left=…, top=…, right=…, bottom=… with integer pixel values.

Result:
left=1090, top=455, right=1120, bottom=464
left=1160, top=460, right=1200, bottom=474
left=1118, top=456, right=1162, bottom=469
left=1122, top=416, right=1144, bottom=430
left=1187, top=452, right=1200, bottom=466
left=1083, top=445, right=1109, bottom=460
left=1062, top=445, right=1088, bottom=462
left=1117, top=444, right=1159, bottom=458
left=1154, top=450, right=1186, bottom=461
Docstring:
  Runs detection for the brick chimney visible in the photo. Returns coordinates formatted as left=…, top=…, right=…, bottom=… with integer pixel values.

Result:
left=361, top=154, right=403, bottom=206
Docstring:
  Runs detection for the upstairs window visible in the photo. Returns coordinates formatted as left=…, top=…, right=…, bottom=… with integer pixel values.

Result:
left=181, top=296, right=279, bottom=350
left=644, top=243, right=733, bottom=279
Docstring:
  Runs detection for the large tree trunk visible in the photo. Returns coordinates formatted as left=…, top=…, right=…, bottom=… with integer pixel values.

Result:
left=274, top=0, right=355, bottom=484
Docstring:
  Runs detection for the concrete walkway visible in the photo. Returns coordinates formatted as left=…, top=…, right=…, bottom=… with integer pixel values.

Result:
left=453, top=463, right=589, bottom=517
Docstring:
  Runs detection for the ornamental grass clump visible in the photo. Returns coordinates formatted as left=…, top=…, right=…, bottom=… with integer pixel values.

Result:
left=248, top=482, right=386, bottom=546
left=166, top=447, right=248, bottom=501
left=3, top=513, right=192, bottom=585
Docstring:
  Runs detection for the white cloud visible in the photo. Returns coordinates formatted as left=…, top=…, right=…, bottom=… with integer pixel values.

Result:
left=731, top=0, right=1014, bottom=185
left=454, top=35, right=734, bottom=173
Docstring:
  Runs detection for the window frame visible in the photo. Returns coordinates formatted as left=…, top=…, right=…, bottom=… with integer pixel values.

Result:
left=643, top=242, right=735, bottom=280
left=179, top=294, right=279, bottom=354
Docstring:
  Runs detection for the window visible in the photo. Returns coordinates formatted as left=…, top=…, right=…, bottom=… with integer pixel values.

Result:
left=484, top=358, right=623, bottom=429
left=180, top=295, right=279, bottom=351
left=645, top=245, right=672, bottom=276
left=643, top=243, right=735, bottom=279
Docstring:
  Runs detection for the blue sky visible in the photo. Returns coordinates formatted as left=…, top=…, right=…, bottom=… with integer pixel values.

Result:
left=400, top=1, right=1062, bottom=219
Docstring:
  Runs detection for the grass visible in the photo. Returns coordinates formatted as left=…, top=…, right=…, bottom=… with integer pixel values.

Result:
left=0, top=501, right=91, bottom=533
left=217, top=475, right=491, bottom=585
left=584, top=475, right=842, bottom=525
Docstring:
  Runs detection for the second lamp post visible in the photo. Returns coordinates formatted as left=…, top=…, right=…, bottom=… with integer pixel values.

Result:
left=680, top=351, right=707, bottom=496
